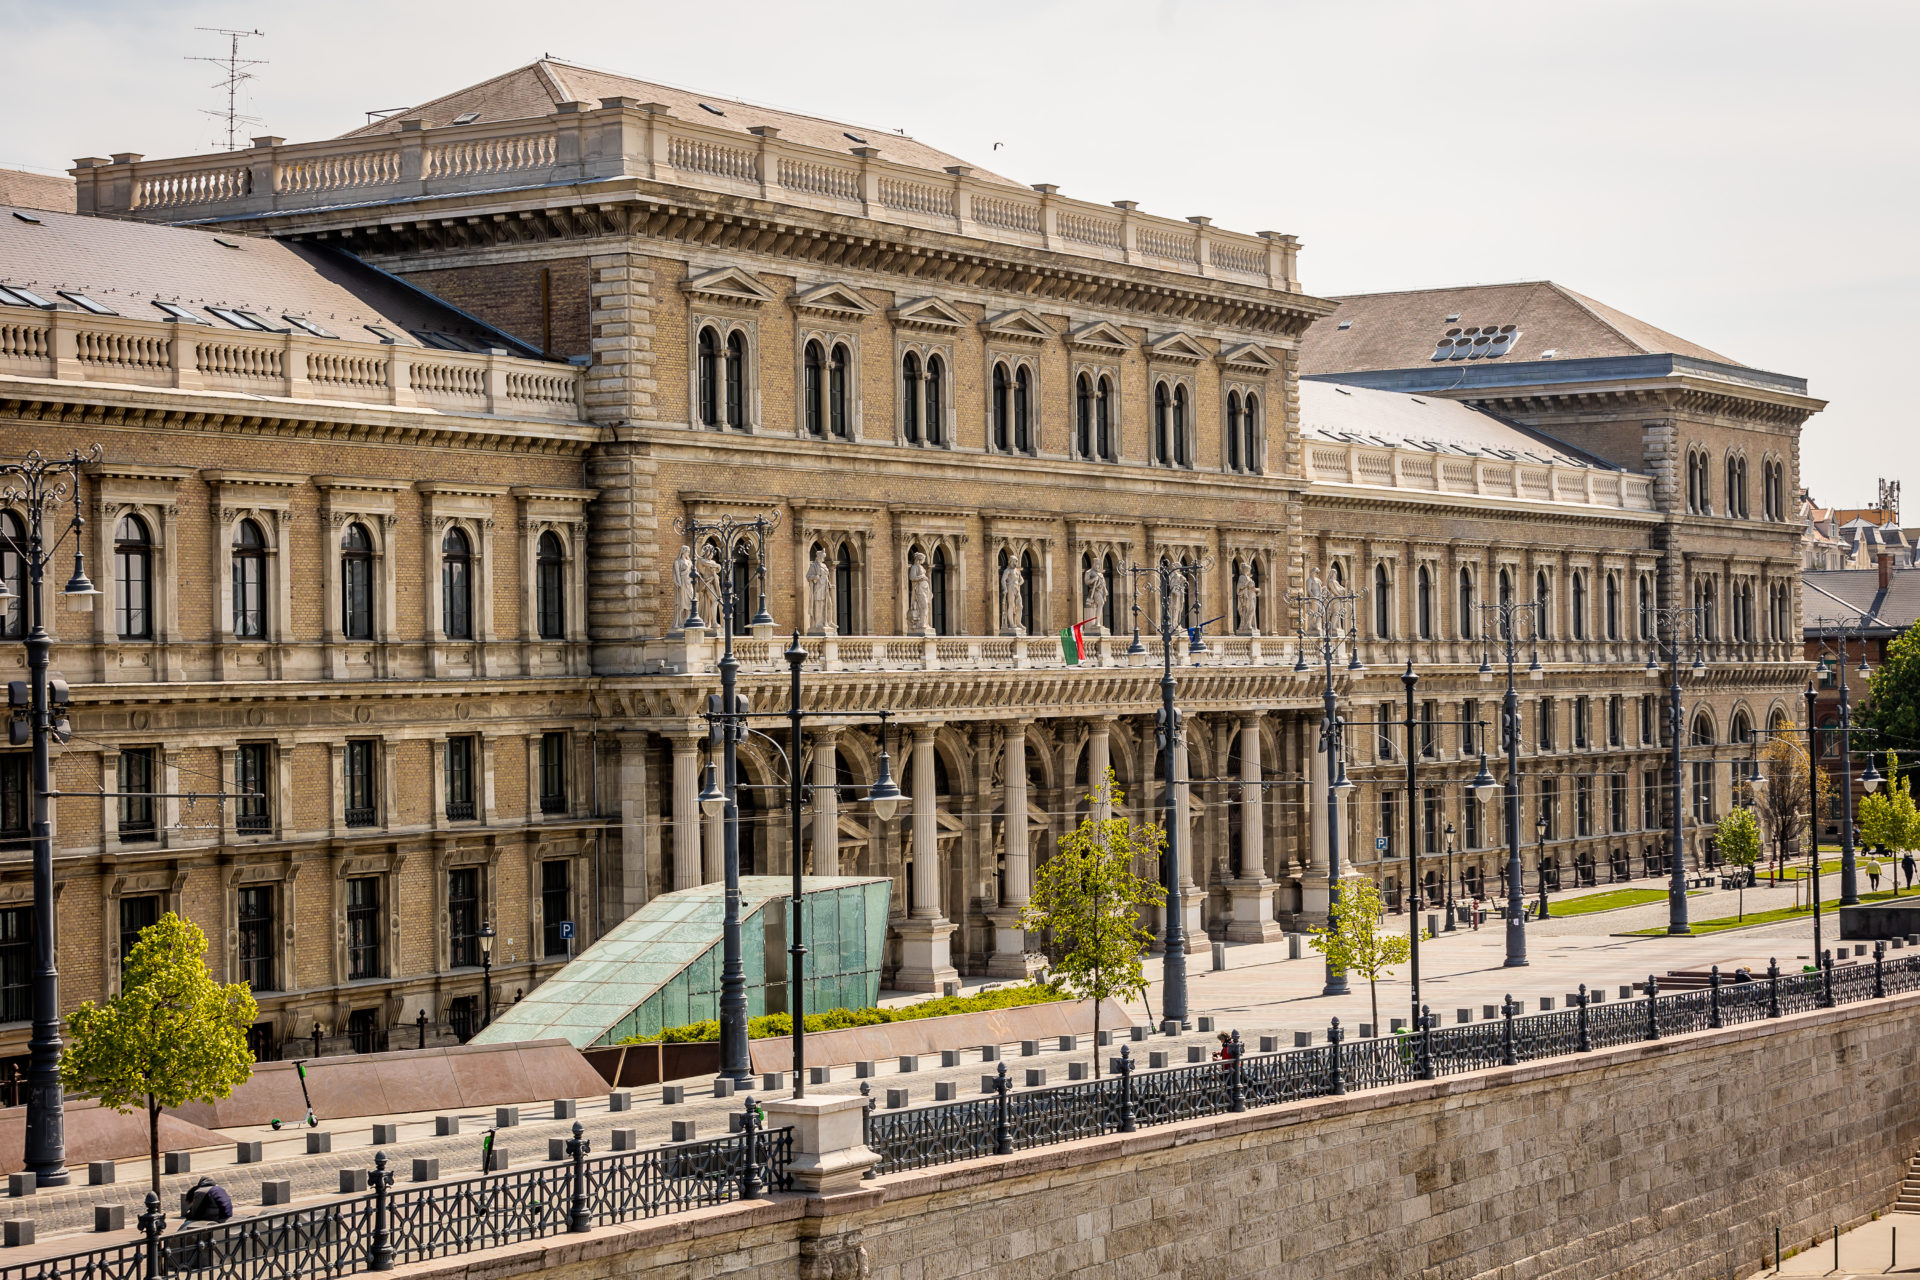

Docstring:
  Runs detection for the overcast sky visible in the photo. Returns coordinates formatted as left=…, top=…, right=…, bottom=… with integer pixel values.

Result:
left=8, top=0, right=1914, bottom=507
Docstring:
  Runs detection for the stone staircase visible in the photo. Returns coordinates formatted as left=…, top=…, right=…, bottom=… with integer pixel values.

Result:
left=1896, top=1146, right=1920, bottom=1213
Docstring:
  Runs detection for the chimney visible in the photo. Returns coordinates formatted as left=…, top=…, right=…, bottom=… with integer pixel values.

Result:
left=1878, top=554, right=1893, bottom=590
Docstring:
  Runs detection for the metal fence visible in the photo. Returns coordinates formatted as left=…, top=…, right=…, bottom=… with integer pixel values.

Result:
left=0, top=1115, right=791, bottom=1280
left=866, top=949, right=1915, bottom=1176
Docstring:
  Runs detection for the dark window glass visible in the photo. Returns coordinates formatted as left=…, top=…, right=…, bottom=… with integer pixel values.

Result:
left=698, top=327, right=720, bottom=427
left=901, top=352, right=921, bottom=444
left=829, top=343, right=850, bottom=438
left=346, top=877, right=380, bottom=979
left=991, top=364, right=1009, bottom=452
left=441, top=526, right=472, bottom=640
left=118, top=894, right=159, bottom=965
left=236, top=743, right=271, bottom=834
left=346, top=740, right=378, bottom=827
left=1076, top=374, right=1092, bottom=458
left=1226, top=392, right=1241, bottom=471
left=1416, top=567, right=1433, bottom=639
left=232, top=519, right=266, bottom=638
left=0, top=513, right=23, bottom=640
left=925, top=355, right=944, bottom=445
left=1173, top=385, right=1190, bottom=467
left=539, top=732, right=567, bottom=814
left=448, top=868, right=481, bottom=968
left=445, top=737, right=475, bottom=821
left=238, top=886, right=274, bottom=991
left=0, top=755, right=25, bottom=841
left=1019, top=551, right=1035, bottom=632
left=118, top=748, right=155, bottom=840
left=447, top=995, right=477, bottom=1043
left=542, top=860, right=570, bottom=958
left=1096, top=377, right=1113, bottom=461
left=724, top=330, right=746, bottom=430
left=731, top=545, right=752, bottom=634
left=0, top=909, right=27, bottom=1023
left=341, top=523, right=372, bottom=639
left=114, top=515, right=153, bottom=640
left=1244, top=394, right=1260, bottom=474
left=1101, top=555, right=1117, bottom=632
left=834, top=544, right=854, bottom=637
left=930, top=547, right=949, bottom=636
left=1458, top=569, right=1474, bottom=640
left=347, top=1008, right=378, bottom=1055
left=1013, top=365, right=1031, bottom=453
left=535, top=531, right=565, bottom=640
left=804, top=341, right=825, bottom=437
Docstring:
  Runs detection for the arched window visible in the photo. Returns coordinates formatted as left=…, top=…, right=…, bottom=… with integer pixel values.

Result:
left=924, top=354, right=945, bottom=446
left=1730, top=710, right=1752, bottom=748
left=341, top=522, right=373, bottom=640
left=1330, top=560, right=1345, bottom=589
left=731, top=543, right=753, bottom=633
left=1605, top=573, right=1620, bottom=641
left=1416, top=566, right=1433, bottom=640
left=1457, top=567, right=1475, bottom=640
left=1096, top=376, right=1114, bottom=461
left=1690, top=712, right=1717, bottom=822
left=724, top=330, right=747, bottom=430
left=1100, top=553, right=1117, bottom=631
left=1497, top=567, right=1513, bottom=608
left=441, top=526, right=473, bottom=640
left=1076, top=373, right=1093, bottom=459
left=1153, top=382, right=1170, bottom=465
left=1013, top=365, right=1032, bottom=453
left=1373, top=563, right=1392, bottom=638
left=828, top=342, right=850, bottom=439
left=900, top=351, right=921, bottom=444
left=1243, top=393, right=1261, bottom=474
left=1638, top=573, right=1654, bottom=640
left=697, top=327, right=721, bottom=427
left=0, top=512, right=25, bottom=639
left=1019, top=549, right=1036, bottom=631
left=536, top=530, right=566, bottom=640
left=1535, top=569, right=1552, bottom=638
left=114, top=514, right=153, bottom=640
left=1570, top=571, right=1586, bottom=641
left=1180, top=555, right=1199, bottom=627
left=804, top=340, right=825, bottom=437
left=1173, top=385, right=1190, bottom=467
left=833, top=544, right=854, bottom=637
left=991, top=364, right=1010, bottom=452
left=232, top=518, right=266, bottom=638
left=1226, top=392, right=1242, bottom=472
left=929, top=546, right=949, bottom=636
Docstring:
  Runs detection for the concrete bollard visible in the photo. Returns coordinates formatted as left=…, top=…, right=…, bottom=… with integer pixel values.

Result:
left=1564, top=993, right=1580, bottom=1008
left=608, top=1092, right=632, bottom=1112
left=1187, top=1045, right=1206, bottom=1063
left=94, top=1205, right=125, bottom=1233
left=1294, top=1031, right=1315, bottom=1047
left=1196, top=1016, right=1215, bottom=1033
left=896, top=1056, right=919, bottom=1073
left=1058, top=1035, right=1076, bottom=1052
left=934, top=1081, right=957, bottom=1102
left=164, top=1151, right=192, bottom=1175
left=1020, top=1040, right=1039, bottom=1057
left=261, top=1180, right=292, bottom=1206
left=611, top=1128, right=637, bottom=1151
left=1590, top=989, right=1605, bottom=1003
left=5, top=1175, right=30, bottom=1199
left=1457, top=1009, right=1472, bottom=1024
left=87, top=1162, right=115, bottom=1186
left=1025, top=1069, right=1047, bottom=1088
left=886, top=1088, right=909, bottom=1109
left=1390, top=1018, right=1406, bottom=1033
left=981, top=1075, right=998, bottom=1094
left=980, top=1045, right=1001, bottom=1061
left=940, top=1050, right=961, bottom=1068
left=1149, top=1051, right=1169, bottom=1069
left=1539, top=997, right=1555, bottom=1012
left=809, top=1066, right=831, bottom=1085
left=435, top=1115, right=460, bottom=1136
left=412, top=1158, right=438, bottom=1183
left=661, top=1085, right=685, bottom=1104
left=1130, top=1025, right=1150, bottom=1043
left=1287, top=933, right=1304, bottom=959
left=712, top=1078, right=735, bottom=1098
left=1211, top=941, right=1227, bottom=971
left=5, top=1220, right=34, bottom=1247
left=494, top=1106, right=520, bottom=1128
left=370, top=1124, right=398, bottom=1146
left=548, top=1138, right=570, bottom=1161
left=1482, top=1005, right=1498, bottom=1021
left=552, top=1099, right=577, bottom=1120
left=1097, top=1030, right=1114, bottom=1047
left=855, top=1061, right=876, bottom=1078
left=339, top=1169, right=368, bottom=1194
left=485, top=1147, right=508, bottom=1172
left=234, top=1140, right=264, bottom=1164
left=1068, top=1061, right=1088, bottom=1081
left=671, top=1120, right=697, bottom=1143
left=761, top=1072, right=787, bottom=1091
left=1260, top=1035, right=1280, bottom=1053
left=305, top=1132, right=332, bottom=1154
left=1359, top=1024, right=1374, bottom=1039
left=1160, top=1020, right=1180, bottom=1037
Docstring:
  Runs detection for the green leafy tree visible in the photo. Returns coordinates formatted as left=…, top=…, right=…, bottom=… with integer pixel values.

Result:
left=1863, top=621, right=1920, bottom=752
left=1018, top=769, right=1166, bottom=1077
left=1715, top=807, right=1760, bottom=919
left=1755, top=737, right=1813, bottom=880
left=61, top=913, right=257, bottom=1195
left=1858, top=752, right=1920, bottom=893
left=1308, top=874, right=1411, bottom=1034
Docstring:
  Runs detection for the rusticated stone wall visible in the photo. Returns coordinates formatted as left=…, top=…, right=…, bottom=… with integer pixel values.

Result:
left=391, top=992, right=1920, bottom=1280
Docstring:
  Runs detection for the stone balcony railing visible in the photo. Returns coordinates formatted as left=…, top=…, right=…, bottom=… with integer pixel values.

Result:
left=1304, top=441, right=1657, bottom=511
left=71, top=100, right=1300, bottom=292
left=0, top=307, right=584, bottom=420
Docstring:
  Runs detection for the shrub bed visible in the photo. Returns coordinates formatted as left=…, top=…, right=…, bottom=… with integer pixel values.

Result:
left=619, top=981, right=1064, bottom=1044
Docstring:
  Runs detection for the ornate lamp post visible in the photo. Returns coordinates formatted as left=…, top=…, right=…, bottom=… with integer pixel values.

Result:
left=1288, top=570, right=1362, bottom=996
left=478, top=922, right=495, bottom=1027
left=1535, top=810, right=1552, bottom=919
left=1475, top=594, right=1544, bottom=967
left=1809, top=614, right=1879, bottom=907
left=1443, top=821, right=1457, bottom=931
left=0, top=446, right=102, bottom=1189
left=1642, top=603, right=1708, bottom=934
left=678, top=509, right=779, bottom=1083
left=1123, top=556, right=1209, bottom=1029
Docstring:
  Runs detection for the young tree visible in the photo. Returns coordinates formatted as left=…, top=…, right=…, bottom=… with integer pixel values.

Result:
left=1019, top=769, right=1166, bottom=1077
left=1756, top=737, right=1812, bottom=881
left=1715, top=807, right=1760, bottom=920
left=1858, top=752, right=1920, bottom=895
left=1308, top=874, right=1411, bottom=1034
left=62, top=913, right=257, bottom=1195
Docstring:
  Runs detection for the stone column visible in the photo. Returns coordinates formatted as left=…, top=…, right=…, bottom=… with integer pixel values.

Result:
left=671, top=734, right=702, bottom=892
left=617, top=732, right=650, bottom=918
left=811, top=728, right=840, bottom=876
left=988, top=721, right=1037, bottom=977
left=895, top=724, right=957, bottom=992
left=1089, top=718, right=1113, bottom=820
left=1300, top=714, right=1331, bottom=924
left=1173, top=724, right=1203, bottom=946
left=1227, top=713, right=1284, bottom=942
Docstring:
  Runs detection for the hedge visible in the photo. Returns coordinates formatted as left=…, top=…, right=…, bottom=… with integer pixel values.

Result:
left=618, top=981, right=1065, bottom=1045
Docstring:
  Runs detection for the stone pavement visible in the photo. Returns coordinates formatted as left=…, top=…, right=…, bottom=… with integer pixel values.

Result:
left=1767, top=1209, right=1920, bottom=1275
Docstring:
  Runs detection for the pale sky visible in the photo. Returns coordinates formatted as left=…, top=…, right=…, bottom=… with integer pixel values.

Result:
left=8, top=0, right=1915, bottom=508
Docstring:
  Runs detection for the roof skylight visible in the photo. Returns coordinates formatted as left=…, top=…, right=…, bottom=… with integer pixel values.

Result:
left=153, top=301, right=211, bottom=324
left=0, top=285, right=53, bottom=309
left=452, top=111, right=482, bottom=125
left=282, top=314, right=337, bottom=339
left=1431, top=324, right=1519, bottom=361
left=58, top=291, right=117, bottom=316
left=207, top=306, right=272, bottom=331
left=699, top=103, right=725, bottom=116
left=11, top=212, right=41, bottom=225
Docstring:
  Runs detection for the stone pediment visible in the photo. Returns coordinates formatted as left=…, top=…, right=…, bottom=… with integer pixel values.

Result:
left=1219, top=341, right=1280, bottom=372
left=792, top=281, right=878, bottom=317
left=1148, top=331, right=1210, bottom=364
left=681, top=266, right=777, bottom=306
left=1067, top=320, right=1135, bottom=352
left=890, top=296, right=968, bottom=330
left=983, top=308, right=1053, bottom=344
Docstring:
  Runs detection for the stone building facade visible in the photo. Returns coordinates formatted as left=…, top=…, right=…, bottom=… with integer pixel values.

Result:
left=2, top=59, right=1821, bottom=1056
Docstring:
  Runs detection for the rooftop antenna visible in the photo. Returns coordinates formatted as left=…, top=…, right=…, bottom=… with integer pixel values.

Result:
left=188, top=27, right=266, bottom=151
left=1878, top=478, right=1901, bottom=524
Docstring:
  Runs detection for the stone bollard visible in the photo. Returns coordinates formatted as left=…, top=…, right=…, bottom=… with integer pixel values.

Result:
left=762, top=1095, right=879, bottom=1194
left=608, top=1092, right=632, bottom=1112
left=87, top=1162, right=115, bottom=1186
left=164, top=1151, right=192, bottom=1174
left=896, top=1056, right=919, bottom=1074
left=1025, top=1069, right=1047, bottom=1088
left=670, top=1120, right=698, bottom=1143
left=494, top=1107, right=520, bottom=1128
left=1130, top=1025, right=1150, bottom=1043
left=611, top=1128, right=637, bottom=1151
left=1097, top=1031, right=1113, bottom=1047
left=1540, top=997, right=1555, bottom=1011
left=980, top=1075, right=998, bottom=1094
left=1482, top=1005, right=1498, bottom=1021
left=552, top=1100, right=577, bottom=1120
left=370, top=1124, right=398, bottom=1146
left=661, top=1085, right=685, bottom=1104
left=234, top=1140, right=264, bottom=1164
left=712, top=1078, right=735, bottom=1099
left=1160, top=1020, right=1180, bottom=1037
left=94, top=1205, right=124, bottom=1233
left=339, top=1169, right=368, bottom=1194
left=1390, top=1018, right=1406, bottom=1033
left=1287, top=933, right=1304, bottom=960
left=886, top=1088, right=910, bottom=1109
left=980, top=1045, right=1001, bottom=1061
left=1294, top=1031, right=1315, bottom=1047
left=1057, top=1035, right=1076, bottom=1051
left=1068, top=1062, right=1088, bottom=1081
left=1187, top=1045, right=1206, bottom=1063
left=262, top=1180, right=292, bottom=1205
left=934, top=1082, right=957, bottom=1102
left=809, top=1066, right=831, bottom=1085
left=1196, top=1016, right=1215, bottom=1033
left=855, top=1061, right=877, bottom=1078
left=762, top=1072, right=787, bottom=1091
left=940, top=1050, right=961, bottom=1068
left=435, top=1115, right=460, bottom=1136
left=1358, top=1024, right=1374, bottom=1039
left=4, top=1220, right=33, bottom=1247
left=6, top=1175, right=30, bottom=1199
left=1020, top=1040, right=1039, bottom=1057
left=305, top=1132, right=332, bottom=1154
left=1456, top=1009, right=1471, bottom=1024
left=548, top=1138, right=570, bottom=1162
left=1260, top=1035, right=1280, bottom=1053
left=1211, top=941, right=1227, bottom=972
left=1149, top=1051, right=1169, bottom=1069
left=411, top=1159, right=438, bottom=1183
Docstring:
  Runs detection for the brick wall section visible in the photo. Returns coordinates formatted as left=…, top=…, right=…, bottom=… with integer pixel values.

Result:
left=401, top=258, right=593, bottom=359
left=378, top=995, right=1920, bottom=1280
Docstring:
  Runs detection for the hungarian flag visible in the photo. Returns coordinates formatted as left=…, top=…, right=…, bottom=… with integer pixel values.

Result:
left=1059, top=619, right=1093, bottom=666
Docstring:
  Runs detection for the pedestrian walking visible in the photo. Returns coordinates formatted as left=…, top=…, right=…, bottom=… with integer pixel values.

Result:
left=1903, top=852, right=1915, bottom=890
left=1868, top=860, right=1883, bottom=892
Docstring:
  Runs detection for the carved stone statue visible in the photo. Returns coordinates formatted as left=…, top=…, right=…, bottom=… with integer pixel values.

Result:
left=672, top=546, right=696, bottom=629
left=806, top=545, right=835, bottom=635
left=1082, top=561, right=1108, bottom=632
left=1235, top=563, right=1259, bottom=636
left=1165, top=569, right=1187, bottom=631
left=999, top=557, right=1027, bottom=636
left=906, top=549, right=934, bottom=635
left=694, top=543, right=724, bottom=627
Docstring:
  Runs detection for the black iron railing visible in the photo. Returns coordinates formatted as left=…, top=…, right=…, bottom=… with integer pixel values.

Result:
left=864, top=949, right=1918, bottom=1177
left=0, top=1111, right=791, bottom=1280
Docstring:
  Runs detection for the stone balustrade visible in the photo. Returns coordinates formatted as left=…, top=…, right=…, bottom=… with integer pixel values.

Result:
left=1304, top=439, right=1658, bottom=512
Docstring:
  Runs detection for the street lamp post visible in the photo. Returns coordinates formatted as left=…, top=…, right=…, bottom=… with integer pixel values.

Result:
left=1810, top=615, right=1879, bottom=907
left=1535, top=810, right=1551, bottom=920
left=1443, top=822, right=1457, bottom=932
left=478, top=921, right=495, bottom=1028
left=0, top=446, right=102, bottom=1189
left=1475, top=595, right=1544, bottom=967
left=1124, top=556, right=1208, bottom=1029
left=675, top=510, right=779, bottom=1084
left=1289, top=570, right=1362, bottom=996
left=1643, top=603, right=1709, bottom=935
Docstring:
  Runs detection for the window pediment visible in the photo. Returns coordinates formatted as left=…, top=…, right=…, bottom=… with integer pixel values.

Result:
left=1219, top=342, right=1280, bottom=372
left=1148, top=331, right=1210, bottom=364
left=890, top=296, right=968, bottom=330
left=983, top=308, right=1052, bottom=344
left=1067, top=320, right=1135, bottom=352
left=681, top=266, right=776, bottom=306
left=791, top=281, right=877, bottom=318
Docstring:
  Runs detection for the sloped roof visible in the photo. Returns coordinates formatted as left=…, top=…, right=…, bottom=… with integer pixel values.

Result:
left=0, top=169, right=74, bottom=214
left=0, top=203, right=535, bottom=355
left=339, top=59, right=1019, bottom=187
left=1299, top=379, right=1618, bottom=471
left=1803, top=570, right=1920, bottom=636
left=1299, top=280, right=1741, bottom=376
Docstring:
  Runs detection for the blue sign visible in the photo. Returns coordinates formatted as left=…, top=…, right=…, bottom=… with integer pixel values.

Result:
left=558, top=921, right=575, bottom=940
left=1375, top=837, right=1389, bottom=851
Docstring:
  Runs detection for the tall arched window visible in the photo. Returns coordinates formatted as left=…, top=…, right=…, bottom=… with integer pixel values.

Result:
left=1100, top=554, right=1118, bottom=631
left=1569, top=571, right=1586, bottom=641
left=1416, top=566, right=1433, bottom=640
left=929, top=546, right=949, bottom=636
left=833, top=543, right=854, bottom=637
left=1179, top=555, right=1199, bottom=627
left=724, top=330, right=747, bottom=430
left=341, top=522, right=373, bottom=640
left=1690, top=712, right=1717, bottom=822
left=991, top=364, right=1011, bottom=452
left=1373, top=563, right=1392, bottom=638
left=114, top=514, right=153, bottom=640
left=731, top=543, right=753, bottom=633
left=232, top=518, right=266, bottom=638
left=900, top=351, right=921, bottom=444
left=828, top=342, right=850, bottom=439
left=1172, top=385, right=1190, bottom=467
left=1096, top=376, right=1114, bottom=461
left=1152, top=383, right=1170, bottom=465
left=1243, top=393, right=1260, bottom=474
left=1457, top=567, right=1475, bottom=640
left=1535, top=569, right=1552, bottom=638
left=924, top=354, right=945, bottom=446
left=1497, top=567, right=1513, bottom=608
left=1638, top=573, right=1654, bottom=640
left=1013, top=365, right=1032, bottom=453
left=697, top=326, right=721, bottom=428
left=1019, top=550, right=1036, bottom=631
left=803, top=341, right=825, bottom=437
left=1226, top=392, right=1243, bottom=472
left=0, top=512, right=25, bottom=639
left=1604, top=573, right=1620, bottom=640
left=441, top=526, right=473, bottom=640
left=1076, top=373, right=1093, bottom=458
left=536, top=530, right=566, bottom=640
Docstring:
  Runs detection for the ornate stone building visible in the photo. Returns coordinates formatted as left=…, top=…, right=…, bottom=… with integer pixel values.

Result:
left=0, top=60, right=1819, bottom=1057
